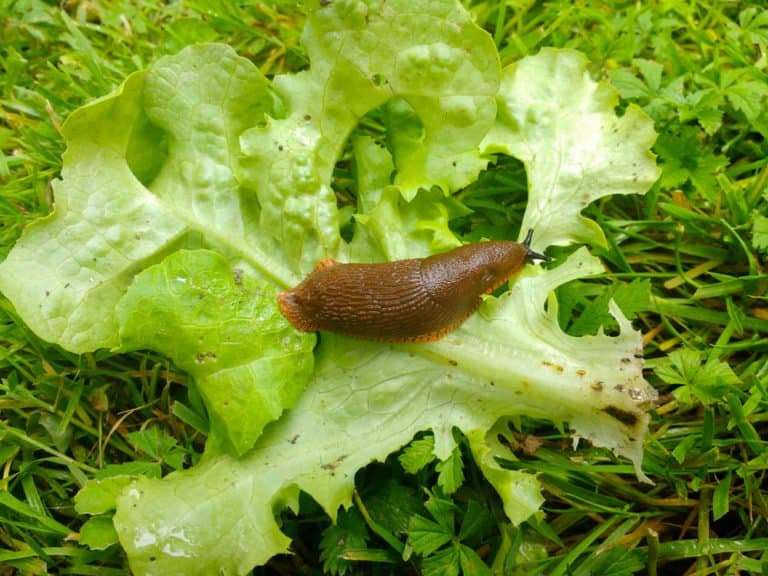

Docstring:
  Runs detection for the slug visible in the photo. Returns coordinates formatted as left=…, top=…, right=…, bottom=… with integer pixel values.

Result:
left=278, top=229, right=549, bottom=342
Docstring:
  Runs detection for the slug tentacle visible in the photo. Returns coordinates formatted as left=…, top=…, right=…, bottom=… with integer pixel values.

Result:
left=277, top=230, right=547, bottom=342
left=521, top=228, right=551, bottom=262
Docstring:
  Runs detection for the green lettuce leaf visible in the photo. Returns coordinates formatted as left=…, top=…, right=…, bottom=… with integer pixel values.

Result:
left=347, top=135, right=472, bottom=261
left=110, top=249, right=655, bottom=574
left=116, top=250, right=314, bottom=455
left=0, top=69, right=181, bottom=352
left=0, top=1, right=661, bottom=574
left=482, top=48, right=660, bottom=250
left=0, top=43, right=286, bottom=352
left=237, top=0, right=499, bottom=273
left=0, top=43, right=315, bottom=455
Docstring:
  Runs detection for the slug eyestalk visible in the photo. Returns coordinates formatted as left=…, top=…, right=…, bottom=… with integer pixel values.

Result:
left=521, top=228, right=551, bottom=263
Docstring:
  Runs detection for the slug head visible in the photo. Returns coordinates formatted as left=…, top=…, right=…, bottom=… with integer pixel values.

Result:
left=521, top=228, right=551, bottom=263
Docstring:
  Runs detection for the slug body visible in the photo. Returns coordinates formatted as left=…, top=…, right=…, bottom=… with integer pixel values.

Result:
left=278, top=233, right=547, bottom=342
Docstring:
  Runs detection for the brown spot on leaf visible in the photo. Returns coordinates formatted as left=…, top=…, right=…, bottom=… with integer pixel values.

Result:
left=603, top=405, right=638, bottom=427
left=321, top=454, right=348, bottom=474
left=542, top=360, right=564, bottom=373
left=195, top=351, right=218, bottom=364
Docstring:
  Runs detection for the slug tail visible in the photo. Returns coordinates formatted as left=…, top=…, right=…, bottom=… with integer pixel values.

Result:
left=278, top=290, right=317, bottom=332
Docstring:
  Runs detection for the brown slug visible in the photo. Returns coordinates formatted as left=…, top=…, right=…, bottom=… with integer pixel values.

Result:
left=278, top=229, right=549, bottom=342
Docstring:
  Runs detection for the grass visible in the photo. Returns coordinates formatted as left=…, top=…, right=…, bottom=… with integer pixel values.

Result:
left=1, top=0, right=768, bottom=574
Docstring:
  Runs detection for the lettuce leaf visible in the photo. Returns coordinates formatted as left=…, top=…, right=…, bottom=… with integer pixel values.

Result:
left=482, top=48, right=660, bottom=249
left=0, top=43, right=314, bottom=455
left=0, top=43, right=283, bottom=351
left=110, top=249, right=655, bottom=574
left=0, top=1, right=660, bottom=574
left=116, top=250, right=314, bottom=456
left=236, top=0, right=500, bottom=272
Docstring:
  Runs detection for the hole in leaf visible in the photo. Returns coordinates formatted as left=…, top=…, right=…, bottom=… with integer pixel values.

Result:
left=126, top=112, right=168, bottom=187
